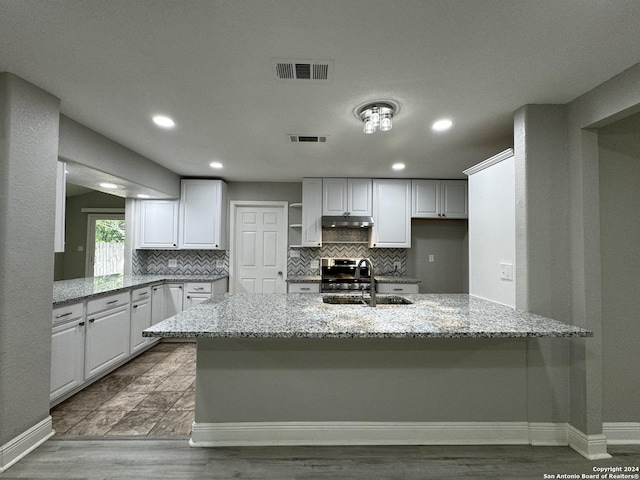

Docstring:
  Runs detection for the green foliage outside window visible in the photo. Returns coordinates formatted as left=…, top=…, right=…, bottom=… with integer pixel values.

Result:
left=95, top=219, right=125, bottom=243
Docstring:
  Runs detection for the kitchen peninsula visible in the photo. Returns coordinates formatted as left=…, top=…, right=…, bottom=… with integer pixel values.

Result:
left=144, top=293, right=591, bottom=448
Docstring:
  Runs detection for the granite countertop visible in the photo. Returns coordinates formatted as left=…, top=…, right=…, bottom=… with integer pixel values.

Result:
left=144, top=293, right=592, bottom=339
left=53, top=274, right=228, bottom=306
left=286, top=275, right=420, bottom=284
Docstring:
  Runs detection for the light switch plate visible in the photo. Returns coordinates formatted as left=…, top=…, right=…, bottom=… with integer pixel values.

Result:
left=310, top=260, right=319, bottom=270
left=289, top=250, right=300, bottom=258
left=215, top=259, right=224, bottom=268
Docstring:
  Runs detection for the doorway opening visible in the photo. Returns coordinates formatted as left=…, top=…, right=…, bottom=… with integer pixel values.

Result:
left=85, top=213, right=125, bottom=277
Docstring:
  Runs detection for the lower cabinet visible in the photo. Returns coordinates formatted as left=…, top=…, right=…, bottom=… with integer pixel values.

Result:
left=288, top=282, right=320, bottom=293
left=184, top=282, right=212, bottom=309
left=50, top=316, right=85, bottom=402
left=85, top=302, right=130, bottom=380
left=165, top=283, right=185, bottom=317
left=377, top=283, right=419, bottom=294
left=151, top=283, right=165, bottom=326
left=130, top=287, right=152, bottom=354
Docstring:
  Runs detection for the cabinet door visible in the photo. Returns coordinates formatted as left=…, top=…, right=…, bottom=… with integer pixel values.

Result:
left=165, top=283, right=184, bottom=318
left=50, top=319, right=85, bottom=401
left=440, top=180, right=468, bottom=218
left=302, top=178, right=323, bottom=247
left=184, top=294, right=210, bottom=310
left=347, top=179, right=372, bottom=216
left=151, top=284, right=165, bottom=325
left=322, top=178, right=348, bottom=215
left=130, top=298, right=151, bottom=354
left=54, top=161, right=66, bottom=253
left=412, top=180, right=440, bottom=218
left=179, top=179, right=227, bottom=249
left=85, top=304, right=130, bottom=379
left=137, top=200, right=179, bottom=248
left=371, top=179, right=411, bottom=248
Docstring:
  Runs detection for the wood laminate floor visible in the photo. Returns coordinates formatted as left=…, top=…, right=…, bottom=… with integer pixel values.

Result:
left=1, top=441, right=638, bottom=479
left=51, top=342, right=196, bottom=437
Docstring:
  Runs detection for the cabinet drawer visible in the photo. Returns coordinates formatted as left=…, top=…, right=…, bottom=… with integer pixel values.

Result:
left=132, top=286, right=151, bottom=303
left=185, top=282, right=212, bottom=294
left=377, top=283, right=419, bottom=294
left=288, top=283, right=320, bottom=293
left=52, top=302, right=84, bottom=325
left=87, top=291, right=130, bottom=315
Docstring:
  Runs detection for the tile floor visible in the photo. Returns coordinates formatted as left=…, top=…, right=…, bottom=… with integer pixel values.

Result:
left=51, top=342, right=196, bottom=437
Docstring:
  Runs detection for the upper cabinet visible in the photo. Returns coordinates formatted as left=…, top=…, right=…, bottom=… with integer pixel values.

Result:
left=301, top=178, right=323, bottom=247
left=136, top=179, right=227, bottom=250
left=370, top=179, right=411, bottom=248
left=322, top=178, right=372, bottom=216
left=54, top=161, right=66, bottom=253
left=412, top=180, right=468, bottom=219
left=136, top=200, right=179, bottom=249
left=179, top=179, right=227, bottom=249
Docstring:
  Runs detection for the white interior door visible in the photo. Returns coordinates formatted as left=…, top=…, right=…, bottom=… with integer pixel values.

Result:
left=232, top=203, right=287, bottom=293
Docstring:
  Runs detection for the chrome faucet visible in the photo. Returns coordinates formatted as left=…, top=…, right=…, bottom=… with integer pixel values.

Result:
left=355, top=258, right=376, bottom=307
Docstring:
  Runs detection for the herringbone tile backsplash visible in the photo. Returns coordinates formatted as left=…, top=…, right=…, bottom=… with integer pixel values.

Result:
left=133, top=250, right=228, bottom=275
left=288, top=245, right=406, bottom=276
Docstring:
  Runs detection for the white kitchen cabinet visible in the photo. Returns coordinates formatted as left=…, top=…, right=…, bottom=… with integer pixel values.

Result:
left=165, top=283, right=184, bottom=318
left=150, top=283, right=165, bottom=326
left=184, top=282, right=212, bottom=309
left=288, top=282, right=320, bottom=293
left=302, top=178, right=323, bottom=247
left=179, top=179, right=227, bottom=249
left=370, top=179, right=412, bottom=248
left=54, top=161, right=66, bottom=253
left=130, top=287, right=152, bottom=354
left=85, top=293, right=130, bottom=380
left=136, top=200, right=179, bottom=249
left=412, top=180, right=468, bottom=219
left=212, top=277, right=228, bottom=294
left=50, top=303, right=85, bottom=402
left=377, top=283, right=419, bottom=294
left=322, top=178, right=372, bottom=216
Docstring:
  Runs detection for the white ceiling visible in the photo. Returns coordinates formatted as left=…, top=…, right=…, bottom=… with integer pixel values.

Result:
left=2, top=1, right=640, bottom=182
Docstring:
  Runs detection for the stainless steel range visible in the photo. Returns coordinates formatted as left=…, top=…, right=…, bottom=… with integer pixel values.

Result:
left=321, top=258, right=371, bottom=293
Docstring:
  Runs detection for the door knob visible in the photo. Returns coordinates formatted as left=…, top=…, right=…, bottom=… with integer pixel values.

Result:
left=277, top=271, right=283, bottom=276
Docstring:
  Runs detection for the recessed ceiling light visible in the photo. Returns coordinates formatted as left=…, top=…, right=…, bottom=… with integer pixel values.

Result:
left=99, top=182, right=119, bottom=189
left=392, top=162, right=406, bottom=171
left=432, top=118, right=453, bottom=132
left=209, top=161, right=223, bottom=169
left=152, top=115, right=175, bottom=128
left=137, top=194, right=151, bottom=199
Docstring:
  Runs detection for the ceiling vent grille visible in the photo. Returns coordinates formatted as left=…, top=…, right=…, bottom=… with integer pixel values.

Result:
left=273, top=59, right=333, bottom=81
left=289, top=135, right=327, bottom=143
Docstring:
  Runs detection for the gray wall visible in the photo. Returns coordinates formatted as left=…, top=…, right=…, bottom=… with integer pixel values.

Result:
left=598, top=117, right=640, bottom=423
left=0, top=73, right=59, bottom=447
left=407, top=219, right=468, bottom=293
left=55, top=191, right=125, bottom=280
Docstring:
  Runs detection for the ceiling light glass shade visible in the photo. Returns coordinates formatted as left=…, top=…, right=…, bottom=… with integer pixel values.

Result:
left=357, top=102, right=396, bottom=134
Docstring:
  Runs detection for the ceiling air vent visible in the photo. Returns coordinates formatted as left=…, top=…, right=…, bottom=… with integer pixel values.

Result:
left=273, top=59, right=333, bottom=81
left=289, top=135, right=327, bottom=143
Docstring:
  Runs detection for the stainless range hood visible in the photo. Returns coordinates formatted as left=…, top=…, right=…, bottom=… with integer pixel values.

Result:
left=321, top=215, right=374, bottom=228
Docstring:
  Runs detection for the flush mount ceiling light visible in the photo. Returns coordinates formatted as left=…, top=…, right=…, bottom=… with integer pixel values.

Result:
left=356, top=101, right=398, bottom=134
left=392, top=162, right=405, bottom=171
left=152, top=115, right=175, bottom=128
left=99, top=182, right=119, bottom=189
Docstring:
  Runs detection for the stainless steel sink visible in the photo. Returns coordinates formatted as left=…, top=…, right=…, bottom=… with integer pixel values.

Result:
left=323, top=295, right=412, bottom=306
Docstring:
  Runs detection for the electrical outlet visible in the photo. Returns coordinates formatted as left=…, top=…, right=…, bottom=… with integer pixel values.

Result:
left=215, top=259, right=224, bottom=268
left=289, top=250, right=300, bottom=258
left=428, top=254, right=435, bottom=263
left=310, top=260, right=319, bottom=270
left=393, top=261, right=401, bottom=271
left=168, top=259, right=177, bottom=268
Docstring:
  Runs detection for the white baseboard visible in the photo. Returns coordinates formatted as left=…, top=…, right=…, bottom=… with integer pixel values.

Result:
left=568, top=424, right=611, bottom=460
left=603, top=422, right=640, bottom=445
left=191, top=421, right=536, bottom=447
left=0, top=416, right=54, bottom=473
left=529, top=422, right=569, bottom=446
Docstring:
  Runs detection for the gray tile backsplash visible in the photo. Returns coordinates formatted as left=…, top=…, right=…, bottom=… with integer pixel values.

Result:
left=133, top=250, right=228, bottom=275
